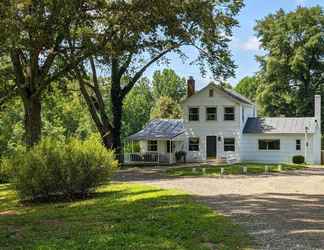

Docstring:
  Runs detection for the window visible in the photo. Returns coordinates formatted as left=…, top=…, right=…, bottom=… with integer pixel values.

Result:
left=224, top=107, right=235, bottom=121
left=209, top=89, right=214, bottom=97
left=206, top=107, right=217, bottom=121
left=224, top=138, right=235, bottom=152
left=167, top=141, right=174, bottom=153
left=189, top=137, right=199, bottom=151
left=242, top=107, right=245, bottom=122
left=147, top=140, right=157, bottom=151
left=189, top=107, right=199, bottom=121
left=258, top=140, right=280, bottom=150
left=296, top=139, right=301, bottom=151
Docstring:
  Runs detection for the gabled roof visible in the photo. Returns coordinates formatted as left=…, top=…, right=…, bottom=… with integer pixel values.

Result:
left=128, top=119, right=185, bottom=140
left=243, top=117, right=317, bottom=134
left=181, top=83, right=254, bottom=105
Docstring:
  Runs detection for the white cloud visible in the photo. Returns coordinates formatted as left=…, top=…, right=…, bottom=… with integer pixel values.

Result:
left=296, top=0, right=306, bottom=5
left=240, top=36, right=261, bottom=51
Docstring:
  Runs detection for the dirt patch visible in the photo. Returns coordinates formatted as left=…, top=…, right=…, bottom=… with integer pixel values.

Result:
left=0, top=210, right=17, bottom=216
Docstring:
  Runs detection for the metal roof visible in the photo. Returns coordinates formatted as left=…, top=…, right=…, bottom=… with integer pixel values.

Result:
left=128, top=119, right=185, bottom=140
left=243, top=117, right=317, bottom=134
left=181, top=83, right=254, bottom=105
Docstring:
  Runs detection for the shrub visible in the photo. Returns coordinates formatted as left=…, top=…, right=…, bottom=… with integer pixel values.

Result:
left=175, top=151, right=186, bottom=162
left=292, top=155, right=305, bottom=164
left=0, top=158, right=13, bottom=183
left=12, top=136, right=118, bottom=201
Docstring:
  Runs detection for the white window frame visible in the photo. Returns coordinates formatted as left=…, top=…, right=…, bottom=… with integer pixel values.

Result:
left=189, top=137, right=200, bottom=151
left=188, top=107, right=200, bottom=121
left=224, top=138, right=235, bottom=152
left=147, top=140, right=158, bottom=152
left=224, top=106, right=235, bottom=121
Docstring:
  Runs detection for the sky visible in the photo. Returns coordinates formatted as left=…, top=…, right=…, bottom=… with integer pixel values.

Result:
left=143, top=0, right=323, bottom=89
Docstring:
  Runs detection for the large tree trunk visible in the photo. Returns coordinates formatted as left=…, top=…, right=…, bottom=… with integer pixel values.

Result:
left=111, top=95, right=123, bottom=155
left=22, top=95, right=42, bottom=147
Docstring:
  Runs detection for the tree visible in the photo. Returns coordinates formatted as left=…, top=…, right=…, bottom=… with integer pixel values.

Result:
left=255, top=6, right=324, bottom=122
left=235, top=76, right=258, bottom=102
left=122, top=78, right=153, bottom=141
left=152, top=69, right=186, bottom=102
left=150, top=96, right=182, bottom=120
left=0, top=0, right=95, bottom=146
left=76, top=0, right=244, bottom=154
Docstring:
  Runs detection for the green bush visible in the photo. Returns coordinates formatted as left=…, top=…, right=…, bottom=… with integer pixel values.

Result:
left=292, top=155, right=305, bottom=164
left=12, top=136, right=118, bottom=201
left=0, top=158, right=13, bottom=183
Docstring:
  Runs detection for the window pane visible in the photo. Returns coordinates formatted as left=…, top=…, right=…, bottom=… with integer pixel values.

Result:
left=258, top=140, right=267, bottom=150
left=148, top=140, right=157, bottom=151
left=268, top=140, right=280, bottom=150
left=189, top=108, right=199, bottom=121
left=189, top=137, right=199, bottom=151
left=206, top=107, right=217, bottom=121
left=258, top=140, right=280, bottom=150
left=224, top=138, right=235, bottom=152
left=224, top=107, right=235, bottom=121
left=209, top=89, right=214, bottom=97
left=296, top=140, right=301, bottom=150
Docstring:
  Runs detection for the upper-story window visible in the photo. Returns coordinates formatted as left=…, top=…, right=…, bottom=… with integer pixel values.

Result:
left=224, top=107, right=235, bottom=121
left=206, top=107, right=217, bottom=121
left=209, top=89, right=214, bottom=97
left=242, top=107, right=245, bottom=122
left=189, top=107, right=199, bottom=121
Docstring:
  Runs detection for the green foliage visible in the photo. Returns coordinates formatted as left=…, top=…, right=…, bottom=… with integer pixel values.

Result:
left=150, top=96, right=183, bottom=120
left=123, top=142, right=141, bottom=153
left=255, top=6, right=324, bottom=126
left=235, top=76, right=258, bottom=102
left=292, top=155, right=305, bottom=164
left=0, top=158, right=13, bottom=184
left=122, top=78, right=153, bottom=140
left=152, top=69, right=186, bottom=102
left=12, top=136, right=118, bottom=201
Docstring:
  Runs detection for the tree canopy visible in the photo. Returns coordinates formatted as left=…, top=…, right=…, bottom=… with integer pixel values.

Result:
left=255, top=6, right=324, bottom=119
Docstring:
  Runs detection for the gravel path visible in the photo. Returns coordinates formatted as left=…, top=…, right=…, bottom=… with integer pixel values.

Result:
left=114, top=166, right=324, bottom=250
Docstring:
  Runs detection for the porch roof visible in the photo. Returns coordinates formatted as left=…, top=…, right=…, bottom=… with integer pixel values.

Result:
left=128, top=119, right=185, bottom=141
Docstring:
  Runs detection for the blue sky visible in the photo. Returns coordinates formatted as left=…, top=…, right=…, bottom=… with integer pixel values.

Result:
left=143, top=0, right=323, bottom=89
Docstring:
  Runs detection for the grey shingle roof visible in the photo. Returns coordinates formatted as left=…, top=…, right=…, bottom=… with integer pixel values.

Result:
left=243, top=117, right=317, bottom=134
left=128, top=119, right=185, bottom=140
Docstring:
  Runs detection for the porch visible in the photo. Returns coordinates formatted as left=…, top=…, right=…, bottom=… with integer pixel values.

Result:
left=126, top=119, right=185, bottom=165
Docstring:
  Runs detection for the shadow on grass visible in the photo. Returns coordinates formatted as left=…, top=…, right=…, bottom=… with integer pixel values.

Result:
left=0, top=183, right=251, bottom=250
left=196, top=192, right=324, bottom=249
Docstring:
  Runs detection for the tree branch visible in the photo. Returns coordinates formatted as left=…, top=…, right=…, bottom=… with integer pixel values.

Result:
left=121, top=47, right=176, bottom=98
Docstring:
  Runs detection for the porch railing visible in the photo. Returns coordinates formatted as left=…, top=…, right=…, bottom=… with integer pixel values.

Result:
left=124, top=152, right=174, bottom=164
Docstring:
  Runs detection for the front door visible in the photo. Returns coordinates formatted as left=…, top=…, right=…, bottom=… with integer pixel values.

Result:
left=206, top=136, right=217, bottom=159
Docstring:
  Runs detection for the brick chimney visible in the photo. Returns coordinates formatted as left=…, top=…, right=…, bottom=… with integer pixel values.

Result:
left=187, top=76, right=195, bottom=97
left=315, top=95, right=321, bottom=128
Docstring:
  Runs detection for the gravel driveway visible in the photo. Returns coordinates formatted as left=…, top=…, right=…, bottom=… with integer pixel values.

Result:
left=114, top=166, right=324, bottom=250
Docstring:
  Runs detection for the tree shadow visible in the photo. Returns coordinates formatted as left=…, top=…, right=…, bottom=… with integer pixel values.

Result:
left=196, top=192, right=324, bottom=249
left=0, top=184, right=251, bottom=250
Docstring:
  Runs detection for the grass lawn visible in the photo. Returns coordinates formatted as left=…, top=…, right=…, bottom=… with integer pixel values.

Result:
left=166, top=163, right=306, bottom=177
left=0, top=183, right=251, bottom=250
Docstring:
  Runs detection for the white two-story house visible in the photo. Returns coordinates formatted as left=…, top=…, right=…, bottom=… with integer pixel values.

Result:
left=128, top=77, right=321, bottom=165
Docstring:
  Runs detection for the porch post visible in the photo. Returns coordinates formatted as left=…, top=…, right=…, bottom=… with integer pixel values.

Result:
left=169, top=139, right=172, bottom=164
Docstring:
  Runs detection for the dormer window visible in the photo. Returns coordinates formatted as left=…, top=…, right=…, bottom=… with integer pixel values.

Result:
left=189, top=107, right=199, bottom=121
left=224, top=107, right=235, bottom=121
left=209, top=89, right=214, bottom=97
